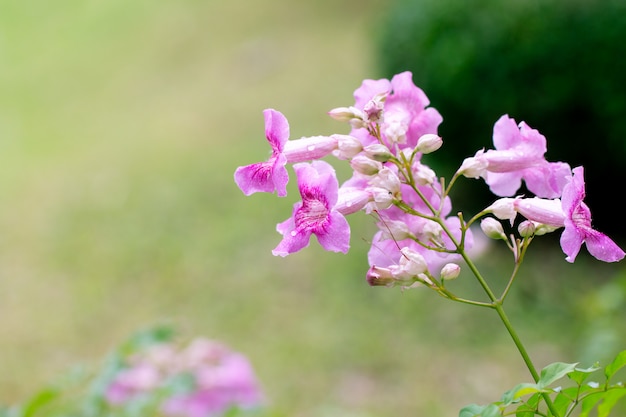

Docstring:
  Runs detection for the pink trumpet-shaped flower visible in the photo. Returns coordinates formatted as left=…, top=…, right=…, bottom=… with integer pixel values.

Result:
left=234, top=109, right=290, bottom=197
left=460, top=115, right=571, bottom=198
left=272, top=161, right=350, bottom=256
left=560, top=166, right=625, bottom=263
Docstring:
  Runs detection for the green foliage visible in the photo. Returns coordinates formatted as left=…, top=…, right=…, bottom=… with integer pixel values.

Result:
left=376, top=0, right=626, bottom=237
left=459, top=350, right=626, bottom=416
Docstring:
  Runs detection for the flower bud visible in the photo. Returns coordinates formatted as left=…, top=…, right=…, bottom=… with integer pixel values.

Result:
left=371, top=167, right=401, bottom=195
left=480, top=217, right=507, bottom=240
left=350, top=155, right=382, bottom=175
left=412, top=162, right=437, bottom=186
left=327, top=106, right=367, bottom=129
left=416, top=133, right=443, bottom=154
left=398, top=247, right=428, bottom=276
left=333, top=134, right=363, bottom=160
left=363, top=92, right=386, bottom=123
left=517, top=220, right=536, bottom=238
left=440, top=263, right=461, bottom=280
left=369, top=187, right=393, bottom=210
left=335, top=187, right=372, bottom=215
left=366, top=265, right=395, bottom=287
left=364, top=143, right=393, bottom=162
left=457, top=152, right=488, bottom=178
left=485, top=198, right=517, bottom=222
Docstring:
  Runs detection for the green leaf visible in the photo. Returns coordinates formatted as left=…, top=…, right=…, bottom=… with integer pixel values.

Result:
left=501, top=383, right=541, bottom=405
left=597, top=387, right=626, bottom=417
left=538, top=362, right=578, bottom=388
left=515, top=392, right=540, bottom=417
left=568, top=365, right=601, bottom=385
left=459, top=404, right=485, bottom=417
left=481, top=403, right=502, bottom=417
left=21, top=388, right=60, bottom=417
left=580, top=391, right=613, bottom=417
left=605, top=350, right=626, bottom=381
left=553, top=386, right=578, bottom=416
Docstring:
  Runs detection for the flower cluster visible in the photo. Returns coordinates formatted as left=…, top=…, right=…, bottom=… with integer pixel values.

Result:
left=105, top=337, right=264, bottom=417
left=234, top=71, right=624, bottom=288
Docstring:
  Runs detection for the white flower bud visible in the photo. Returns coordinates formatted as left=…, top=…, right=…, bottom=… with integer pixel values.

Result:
left=398, top=247, right=428, bottom=276
left=350, top=155, right=382, bottom=175
left=364, top=143, right=393, bottom=162
left=327, top=106, right=367, bottom=129
left=416, top=133, right=443, bottom=154
left=518, top=220, right=536, bottom=237
left=332, top=134, right=363, bottom=160
left=371, top=167, right=401, bottom=195
left=440, top=263, right=461, bottom=280
left=369, top=187, right=393, bottom=210
left=480, top=217, right=507, bottom=240
left=485, top=198, right=517, bottom=222
left=412, top=162, right=437, bottom=186
left=457, top=151, right=488, bottom=178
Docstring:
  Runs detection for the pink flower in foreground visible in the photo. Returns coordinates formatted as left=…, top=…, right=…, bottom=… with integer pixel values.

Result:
left=272, top=160, right=350, bottom=256
left=234, top=109, right=290, bottom=197
left=460, top=115, right=571, bottom=198
left=560, top=166, right=625, bottom=263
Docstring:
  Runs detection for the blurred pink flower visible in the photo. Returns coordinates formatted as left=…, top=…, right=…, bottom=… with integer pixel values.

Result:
left=105, top=337, right=264, bottom=417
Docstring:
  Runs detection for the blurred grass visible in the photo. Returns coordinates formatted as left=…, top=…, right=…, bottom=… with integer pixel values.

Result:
left=0, top=1, right=625, bottom=416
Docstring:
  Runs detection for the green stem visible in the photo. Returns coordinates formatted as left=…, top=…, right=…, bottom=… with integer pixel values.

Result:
left=456, top=249, right=561, bottom=417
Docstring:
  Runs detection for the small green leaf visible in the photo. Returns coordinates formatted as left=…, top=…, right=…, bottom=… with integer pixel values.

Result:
left=21, top=388, right=60, bottom=417
left=538, top=362, right=578, bottom=388
left=605, top=350, right=626, bottom=381
left=501, top=383, right=541, bottom=405
left=459, top=404, right=485, bottom=417
left=481, top=403, right=502, bottom=417
left=553, top=386, right=579, bottom=416
left=515, top=393, right=540, bottom=417
left=568, top=365, right=601, bottom=385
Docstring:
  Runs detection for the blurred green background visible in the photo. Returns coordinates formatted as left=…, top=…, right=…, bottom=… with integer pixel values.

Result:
left=1, top=1, right=625, bottom=416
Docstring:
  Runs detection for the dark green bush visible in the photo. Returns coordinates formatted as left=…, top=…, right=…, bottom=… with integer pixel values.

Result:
left=376, top=0, right=626, bottom=239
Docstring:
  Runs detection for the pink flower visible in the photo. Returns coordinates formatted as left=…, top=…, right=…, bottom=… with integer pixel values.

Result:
left=105, top=337, right=264, bottom=417
left=461, top=115, right=571, bottom=198
left=487, top=168, right=625, bottom=263
left=350, top=71, right=443, bottom=150
left=560, top=166, right=625, bottom=263
left=272, top=160, right=350, bottom=256
left=234, top=109, right=290, bottom=197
